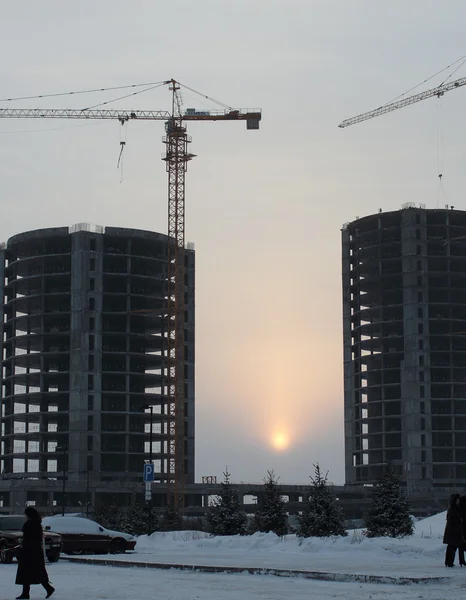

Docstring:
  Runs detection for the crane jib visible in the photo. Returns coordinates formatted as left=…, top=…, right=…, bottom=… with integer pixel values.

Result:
left=0, top=108, right=262, bottom=123
left=338, top=75, right=466, bottom=128
left=0, top=108, right=171, bottom=120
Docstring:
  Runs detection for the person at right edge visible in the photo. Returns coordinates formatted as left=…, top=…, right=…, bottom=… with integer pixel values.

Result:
left=443, top=493, right=464, bottom=567
left=458, top=495, right=466, bottom=566
left=15, top=506, right=55, bottom=599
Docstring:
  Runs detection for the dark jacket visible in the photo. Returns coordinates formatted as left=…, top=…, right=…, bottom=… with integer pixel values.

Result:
left=458, top=495, right=466, bottom=541
left=15, top=518, right=49, bottom=585
left=443, top=493, right=464, bottom=547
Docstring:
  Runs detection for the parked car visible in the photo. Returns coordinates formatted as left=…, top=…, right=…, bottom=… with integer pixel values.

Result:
left=42, top=516, right=136, bottom=555
left=0, top=515, right=62, bottom=564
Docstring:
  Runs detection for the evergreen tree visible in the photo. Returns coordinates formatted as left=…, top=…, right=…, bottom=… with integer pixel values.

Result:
left=254, top=470, right=288, bottom=536
left=92, top=502, right=158, bottom=536
left=160, top=503, right=183, bottom=531
left=121, top=503, right=159, bottom=536
left=92, top=502, right=122, bottom=530
left=206, top=470, right=248, bottom=536
left=297, top=464, right=347, bottom=537
left=365, top=463, right=414, bottom=538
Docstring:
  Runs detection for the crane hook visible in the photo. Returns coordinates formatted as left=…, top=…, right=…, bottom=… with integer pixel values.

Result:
left=117, top=120, right=128, bottom=182
left=117, top=140, right=126, bottom=169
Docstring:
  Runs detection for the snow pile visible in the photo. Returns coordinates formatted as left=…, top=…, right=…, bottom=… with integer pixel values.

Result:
left=67, top=512, right=455, bottom=580
left=413, top=510, right=446, bottom=539
left=134, top=514, right=448, bottom=564
left=136, top=530, right=211, bottom=549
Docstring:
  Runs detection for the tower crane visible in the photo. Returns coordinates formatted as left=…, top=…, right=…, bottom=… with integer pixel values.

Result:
left=0, top=78, right=262, bottom=510
left=338, top=75, right=466, bottom=128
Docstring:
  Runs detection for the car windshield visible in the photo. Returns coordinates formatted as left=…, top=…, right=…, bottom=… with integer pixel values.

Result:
left=0, top=516, right=26, bottom=531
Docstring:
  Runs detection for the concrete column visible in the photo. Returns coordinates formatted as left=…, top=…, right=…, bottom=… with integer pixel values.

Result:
left=91, top=233, right=103, bottom=476
left=401, top=210, right=426, bottom=493
left=69, top=232, right=91, bottom=480
left=185, top=248, right=195, bottom=484
left=342, top=228, right=356, bottom=484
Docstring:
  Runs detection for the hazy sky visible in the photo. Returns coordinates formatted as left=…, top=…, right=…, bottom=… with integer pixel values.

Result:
left=1, top=1, right=466, bottom=484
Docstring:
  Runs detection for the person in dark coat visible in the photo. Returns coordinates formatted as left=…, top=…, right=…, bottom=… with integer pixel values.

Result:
left=15, top=507, right=55, bottom=599
left=458, top=495, right=466, bottom=566
left=443, top=493, right=464, bottom=567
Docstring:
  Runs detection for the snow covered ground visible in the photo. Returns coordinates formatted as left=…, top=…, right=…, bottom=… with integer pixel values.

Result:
left=1, top=560, right=461, bottom=600
left=69, top=510, right=454, bottom=579
left=3, top=510, right=465, bottom=599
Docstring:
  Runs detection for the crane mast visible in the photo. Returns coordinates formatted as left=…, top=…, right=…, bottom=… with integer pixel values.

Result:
left=0, top=79, right=261, bottom=511
left=338, top=75, right=466, bottom=128
left=163, top=80, right=194, bottom=510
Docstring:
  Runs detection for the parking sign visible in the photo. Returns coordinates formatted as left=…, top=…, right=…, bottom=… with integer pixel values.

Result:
left=143, top=463, right=154, bottom=482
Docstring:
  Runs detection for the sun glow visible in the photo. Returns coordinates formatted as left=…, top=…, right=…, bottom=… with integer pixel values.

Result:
left=271, top=432, right=289, bottom=451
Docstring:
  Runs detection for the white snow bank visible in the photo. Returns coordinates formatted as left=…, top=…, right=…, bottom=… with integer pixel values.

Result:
left=134, top=525, right=446, bottom=564
left=413, top=511, right=446, bottom=539
left=64, top=512, right=456, bottom=580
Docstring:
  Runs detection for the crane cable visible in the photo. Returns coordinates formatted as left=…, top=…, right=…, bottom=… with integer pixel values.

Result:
left=436, top=97, right=445, bottom=209
left=1, top=78, right=236, bottom=113
left=177, top=82, right=233, bottom=111
left=437, top=97, right=442, bottom=182
left=380, top=52, right=466, bottom=110
left=117, top=120, right=127, bottom=183
left=0, top=81, right=168, bottom=103
left=438, top=55, right=466, bottom=87
left=81, top=82, right=167, bottom=111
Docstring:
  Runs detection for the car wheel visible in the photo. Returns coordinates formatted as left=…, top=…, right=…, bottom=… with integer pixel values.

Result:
left=109, top=539, right=126, bottom=554
left=0, top=543, right=12, bottom=564
left=47, top=552, right=60, bottom=563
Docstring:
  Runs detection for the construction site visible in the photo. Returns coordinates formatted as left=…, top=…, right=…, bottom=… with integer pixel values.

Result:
left=4, top=65, right=466, bottom=519
left=0, top=79, right=262, bottom=515
left=337, top=60, right=466, bottom=506
left=343, top=206, right=466, bottom=496
left=0, top=224, right=195, bottom=509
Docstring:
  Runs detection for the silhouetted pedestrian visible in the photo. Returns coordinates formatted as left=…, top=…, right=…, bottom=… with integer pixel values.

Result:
left=443, top=493, right=464, bottom=567
left=15, top=506, right=55, bottom=599
left=458, top=495, right=466, bottom=566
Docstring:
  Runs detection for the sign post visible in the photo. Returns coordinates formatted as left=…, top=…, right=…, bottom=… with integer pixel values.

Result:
left=143, top=464, right=154, bottom=503
left=145, top=482, right=151, bottom=501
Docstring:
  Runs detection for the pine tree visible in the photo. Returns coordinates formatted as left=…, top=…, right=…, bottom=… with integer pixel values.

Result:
left=206, top=470, right=248, bottom=536
left=92, top=502, right=122, bottom=530
left=92, top=502, right=158, bottom=535
left=254, top=470, right=288, bottom=536
left=297, top=464, right=347, bottom=537
left=365, top=463, right=414, bottom=538
left=122, top=503, right=159, bottom=536
left=160, top=503, right=183, bottom=531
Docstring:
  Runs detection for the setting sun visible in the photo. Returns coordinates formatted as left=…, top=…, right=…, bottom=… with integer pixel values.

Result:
left=271, top=432, right=289, bottom=451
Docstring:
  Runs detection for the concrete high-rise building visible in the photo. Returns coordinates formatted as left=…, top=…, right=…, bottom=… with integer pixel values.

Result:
left=342, top=205, right=466, bottom=494
left=0, top=224, right=195, bottom=510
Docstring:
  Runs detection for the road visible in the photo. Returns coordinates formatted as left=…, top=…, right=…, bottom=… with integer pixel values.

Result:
left=0, top=560, right=463, bottom=600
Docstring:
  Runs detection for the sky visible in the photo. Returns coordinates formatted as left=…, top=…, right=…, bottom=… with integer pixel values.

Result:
left=1, top=1, right=466, bottom=485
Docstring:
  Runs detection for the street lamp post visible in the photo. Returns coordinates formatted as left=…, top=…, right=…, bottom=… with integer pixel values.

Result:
left=55, top=444, right=68, bottom=516
left=86, top=469, right=90, bottom=518
left=141, top=405, right=154, bottom=535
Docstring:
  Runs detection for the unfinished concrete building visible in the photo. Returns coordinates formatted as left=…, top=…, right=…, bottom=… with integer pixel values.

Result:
left=0, top=224, right=195, bottom=511
left=343, top=205, right=466, bottom=494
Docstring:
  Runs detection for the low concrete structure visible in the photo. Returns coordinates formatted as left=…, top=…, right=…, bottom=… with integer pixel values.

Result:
left=0, top=479, right=453, bottom=520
